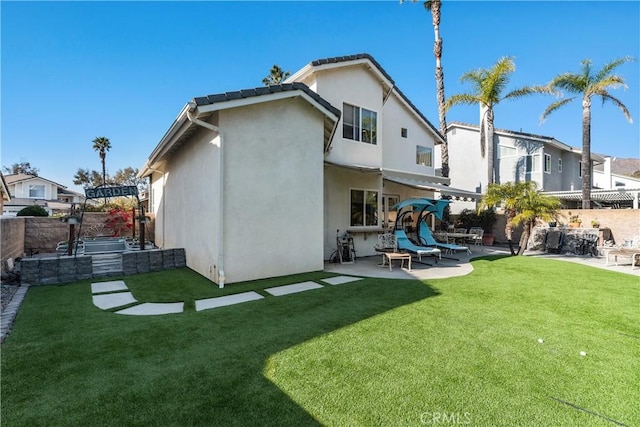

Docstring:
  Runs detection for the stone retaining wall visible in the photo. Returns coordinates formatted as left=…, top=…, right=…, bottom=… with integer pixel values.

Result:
left=20, top=248, right=186, bottom=286
left=1, top=217, right=25, bottom=269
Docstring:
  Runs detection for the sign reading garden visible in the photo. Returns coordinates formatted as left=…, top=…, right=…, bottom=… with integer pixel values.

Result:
left=85, top=185, right=139, bottom=199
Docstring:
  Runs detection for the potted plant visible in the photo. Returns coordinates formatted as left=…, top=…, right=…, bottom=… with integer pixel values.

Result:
left=478, top=208, right=497, bottom=246
left=591, top=219, right=600, bottom=228
left=567, top=212, right=582, bottom=228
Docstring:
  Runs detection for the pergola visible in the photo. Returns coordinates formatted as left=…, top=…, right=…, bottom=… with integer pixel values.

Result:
left=542, top=188, right=640, bottom=209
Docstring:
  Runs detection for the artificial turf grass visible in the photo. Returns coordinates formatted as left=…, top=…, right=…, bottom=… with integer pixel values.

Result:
left=1, top=258, right=638, bottom=426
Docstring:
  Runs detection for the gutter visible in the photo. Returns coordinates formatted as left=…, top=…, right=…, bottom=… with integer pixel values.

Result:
left=186, top=104, right=226, bottom=288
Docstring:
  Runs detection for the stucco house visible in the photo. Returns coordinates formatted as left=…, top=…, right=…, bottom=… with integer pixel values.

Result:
left=439, top=122, right=606, bottom=212
left=0, top=173, right=11, bottom=213
left=140, top=53, right=477, bottom=286
left=2, top=174, right=85, bottom=216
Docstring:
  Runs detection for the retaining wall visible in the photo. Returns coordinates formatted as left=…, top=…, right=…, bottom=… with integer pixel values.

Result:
left=20, top=248, right=186, bottom=286
left=1, top=217, right=25, bottom=269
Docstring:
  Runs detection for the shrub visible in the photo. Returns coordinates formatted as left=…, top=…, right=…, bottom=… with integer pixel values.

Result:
left=16, top=205, right=49, bottom=217
left=104, top=209, right=133, bottom=237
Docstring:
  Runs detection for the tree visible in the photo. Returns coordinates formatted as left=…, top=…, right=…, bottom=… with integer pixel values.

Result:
left=424, top=0, right=449, bottom=178
left=92, top=136, right=112, bottom=186
left=541, top=57, right=634, bottom=209
left=479, top=181, right=534, bottom=256
left=480, top=181, right=561, bottom=255
left=112, top=167, right=147, bottom=192
left=17, top=205, right=48, bottom=217
left=73, top=168, right=104, bottom=189
left=262, top=64, right=290, bottom=86
left=3, top=162, right=39, bottom=176
left=445, top=57, right=551, bottom=185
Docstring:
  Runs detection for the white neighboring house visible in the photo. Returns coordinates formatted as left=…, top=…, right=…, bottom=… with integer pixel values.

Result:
left=140, top=53, right=477, bottom=286
left=2, top=174, right=85, bottom=216
left=439, top=122, right=606, bottom=212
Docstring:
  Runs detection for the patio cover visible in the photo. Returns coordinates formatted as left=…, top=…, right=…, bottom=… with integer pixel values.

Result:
left=542, top=188, right=640, bottom=208
left=382, top=169, right=481, bottom=201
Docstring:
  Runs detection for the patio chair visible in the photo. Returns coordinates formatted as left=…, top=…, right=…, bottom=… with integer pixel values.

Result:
left=545, top=230, right=563, bottom=254
left=394, top=229, right=441, bottom=262
left=374, top=233, right=398, bottom=254
left=418, top=222, right=471, bottom=255
left=467, top=227, right=484, bottom=250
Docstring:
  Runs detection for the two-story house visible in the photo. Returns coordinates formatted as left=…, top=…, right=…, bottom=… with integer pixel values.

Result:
left=139, top=54, right=477, bottom=286
left=2, top=174, right=85, bottom=216
left=439, top=122, right=605, bottom=212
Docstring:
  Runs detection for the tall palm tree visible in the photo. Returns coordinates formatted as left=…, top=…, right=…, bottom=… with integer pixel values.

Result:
left=480, top=181, right=560, bottom=255
left=445, top=57, right=551, bottom=186
left=92, top=136, right=111, bottom=186
left=262, top=64, right=291, bottom=86
left=424, top=0, right=449, bottom=178
left=541, top=57, right=634, bottom=209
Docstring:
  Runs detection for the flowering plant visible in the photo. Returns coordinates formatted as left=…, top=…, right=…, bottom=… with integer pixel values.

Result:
left=104, top=209, right=133, bottom=237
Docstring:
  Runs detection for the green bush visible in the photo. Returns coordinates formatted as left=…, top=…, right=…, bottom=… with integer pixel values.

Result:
left=16, top=205, right=49, bottom=217
left=456, top=208, right=496, bottom=233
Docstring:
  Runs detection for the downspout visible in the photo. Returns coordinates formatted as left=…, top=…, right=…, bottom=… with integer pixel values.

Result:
left=186, top=106, right=225, bottom=288
left=146, top=167, right=166, bottom=248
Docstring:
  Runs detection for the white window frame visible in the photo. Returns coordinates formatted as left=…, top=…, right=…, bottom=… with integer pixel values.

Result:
left=558, top=159, right=562, bottom=173
left=526, top=154, right=540, bottom=173
left=416, top=145, right=433, bottom=167
left=498, top=145, right=517, bottom=158
left=350, top=188, right=379, bottom=227
left=343, top=103, right=377, bottom=145
left=544, top=154, right=551, bottom=174
left=28, top=184, right=45, bottom=198
left=579, top=161, right=583, bottom=178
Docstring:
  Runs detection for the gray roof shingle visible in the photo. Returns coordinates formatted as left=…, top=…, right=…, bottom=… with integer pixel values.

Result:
left=193, top=82, right=341, bottom=118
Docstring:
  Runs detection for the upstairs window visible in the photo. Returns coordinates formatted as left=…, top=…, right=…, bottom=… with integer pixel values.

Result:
left=499, top=145, right=517, bottom=158
left=416, top=146, right=433, bottom=167
left=343, top=103, right=377, bottom=144
left=579, top=161, right=583, bottom=177
left=401, top=128, right=408, bottom=138
left=526, top=154, right=540, bottom=173
left=29, top=184, right=45, bottom=198
left=558, top=159, right=563, bottom=172
left=544, top=154, right=551, bottom=173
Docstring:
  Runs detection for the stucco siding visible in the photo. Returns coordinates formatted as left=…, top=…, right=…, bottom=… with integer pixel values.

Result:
left=316, top=67, right=383, bottom=168
left=222, top=98, right=325, bottom=283
left=161, top=125, right=220, bottom=282
left=382, top=94, right=437, bottom=176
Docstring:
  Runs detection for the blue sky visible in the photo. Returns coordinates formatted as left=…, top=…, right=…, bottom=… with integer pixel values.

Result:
left=2, top=1, right=639, bottom=191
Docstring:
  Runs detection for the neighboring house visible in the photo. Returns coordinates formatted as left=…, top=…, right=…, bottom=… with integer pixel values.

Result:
left=140, top=53, right=477, bottom=286
left=2, top=174, right=85, bottom=216
left=440, top=122, right=605, bottom=212
left=548, top=156, right=640, bottom=208
left=0, top=173, right=11, bottom=213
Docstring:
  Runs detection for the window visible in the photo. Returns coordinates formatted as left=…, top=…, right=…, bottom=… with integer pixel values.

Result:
left=614, top=181, right=625, bottom=187
left=558, top=159, right=562, bottom=172
left=416, top=146, right=433, bottom=167
left=382, top=194, right=400, bottom=229
left=343, top=103, right=377, bottom=144
left=350, top=189, right=378, bottom=227
left=526, top=154, right=540, bottom=173
left=544, top=154, right=551, bottom=173
left=579, top=161, right=582, bottom=177
left=401, top=128, right=408, bottom=138
left=29, top=184, right=45, bottom=198
left=498, top=145, right=517, bottom=158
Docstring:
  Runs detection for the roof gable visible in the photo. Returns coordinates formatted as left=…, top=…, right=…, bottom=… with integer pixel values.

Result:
left=287, top=53, right=444, bottom=143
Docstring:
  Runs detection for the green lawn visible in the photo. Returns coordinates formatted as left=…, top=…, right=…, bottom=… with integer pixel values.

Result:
left=1, top=257, right=638, bottom=426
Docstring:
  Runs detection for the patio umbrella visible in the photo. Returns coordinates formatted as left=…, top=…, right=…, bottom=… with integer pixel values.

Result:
left=392, top=198, right=450, bottom=221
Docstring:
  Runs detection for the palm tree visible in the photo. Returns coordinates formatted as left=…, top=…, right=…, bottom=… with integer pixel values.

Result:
left=478, top=181, right=531, bottom=256
left=541, top=57, right=634, bottom=209
left=445, top=57, right=551, bottom=186
left=262, top=64, right=291, bottom=86
left=92, top=136, right=111, bottom=186
left=424, top=0, right=449, bottom=178
left=479, top=181, right=561, bottom=255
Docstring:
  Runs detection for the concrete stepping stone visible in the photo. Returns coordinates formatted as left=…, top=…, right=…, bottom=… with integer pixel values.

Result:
left=93, top=292, right=137, bottom=310
left=321, top=276, right=363, bottom=285
left=91, top=280, right=128, bottom=294
left=264, top=281, right=323, bottom=296
left=115, top=302, right=184, bottom=316
left=195, top=291, right=264, bottom=312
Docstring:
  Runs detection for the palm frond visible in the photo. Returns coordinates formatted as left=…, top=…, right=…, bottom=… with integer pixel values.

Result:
left=549, top=73, right=585, bottom=93
left=540, top=98, right=575, bottom=123
left=594, top=56, right=635, bottom=83
left=444, top=93, right=481, bottom=112
left=503, top=85, right=555, bottom=101
left=594, top=92, right=633, bottom=123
